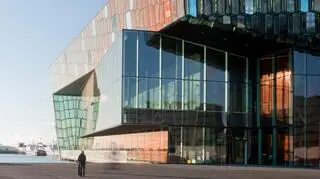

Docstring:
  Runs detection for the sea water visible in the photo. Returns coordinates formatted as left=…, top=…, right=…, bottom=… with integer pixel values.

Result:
left=0, top=154, right=70, bottom=163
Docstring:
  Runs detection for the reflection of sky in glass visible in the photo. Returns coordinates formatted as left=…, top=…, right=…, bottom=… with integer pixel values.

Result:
left=245, top=0, right=253, bottom=14
left=306, top=12, right=315, bottom=31
left=301, top=0, right=308, bottom=11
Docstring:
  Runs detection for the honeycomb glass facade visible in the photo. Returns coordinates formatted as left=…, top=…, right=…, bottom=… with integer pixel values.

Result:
left=51, top=0, right=320, bottom=167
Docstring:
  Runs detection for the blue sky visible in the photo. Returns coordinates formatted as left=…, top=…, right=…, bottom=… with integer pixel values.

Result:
left=0, top=0, right=106, bottom=145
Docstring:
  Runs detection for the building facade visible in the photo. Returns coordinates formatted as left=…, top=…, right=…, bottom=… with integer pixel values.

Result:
left=50, top=0, right=320, bottom=167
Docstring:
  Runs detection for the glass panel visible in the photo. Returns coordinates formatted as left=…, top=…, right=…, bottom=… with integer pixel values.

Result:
left=245, top=0, right=254, bottom=14
left=306, top=12, right=315, bottom=33
left=275, top=54, right=290, bottom=125
left=206, top=81, right=225, bottom=111
left=206, top=48, right=225, bottom=82
left=138, top=32, right=160, bottom=77
left=123, top=31, right=137, bottom=77
left=300, top=0, right=309, bottom=11
left=306, top=75, right=320, bottom=166
left=205, top=128, right=227, bottom=164
left=314, top=0, right=320, bottom=10
left=138, top=78, right=160, bottom=109
left=231, top=0, right=239, bottom=14
left=229, top=83, right=247, bottom=112
left=265, top=14, right=273, bottom=35
left=161, top=35, right=182, bottom=79
left=182, top=127, right=204, bottom=163
left=273, top=0, right=281, bottom=12
left=218, top=0, right=226, bottom=14
left=184, top=42, right=204, bottom=81
left=261, top=0, right=269, bottom=13
left=306, top=53, right=320, bottom=75
left=123, top=77, right=137, bottom=108
left=168, top=127, right=182, bottom=163
left=287, top=0, right=295, bottom=12
left=228, top=54, right=246, bottom=83
left=183, top=80, right=204, bottom=110
left=294, top=50, right=306, bottom=75
left=161, top=79, right=182, bottom=110
left=294, top=75, right=305, bottom=127
left=260, top=56, right=273, bottom=127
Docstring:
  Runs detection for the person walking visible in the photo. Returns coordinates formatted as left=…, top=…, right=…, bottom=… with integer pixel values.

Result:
left=77, top=150, right=86, bottom=177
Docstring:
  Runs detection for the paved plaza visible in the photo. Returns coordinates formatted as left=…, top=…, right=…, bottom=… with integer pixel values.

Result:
left=0, top=163, right=319, bottom=179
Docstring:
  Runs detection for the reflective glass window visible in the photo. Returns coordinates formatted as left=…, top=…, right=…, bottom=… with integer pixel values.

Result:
left=265, top=14, right=273, bottom=35
left=245, top=0, right=254, bottom=14
left=292, top=13, right=301, bottom=35
left=306, top=75, right=320, bottom=166
left=161, top=36, right=182, bottom=79
left=183, top=80, right=204, bottom=110
left=275, top=55, right=290, bottom=123
left=138, top=78, right=160, bottom=109
left=206, top=48, right=225, bottom=82
left=123, top=77, right=137, bottom=108
left=184, top=42, right=204, bottom=80
left=206, top=81, right=225, bottom=111
left=138, top=32, right=160, bottom=77
left=306, top=53, right=320, bottom=75
left=314, top=0, right=320, bottom=10
left=218, top=0, right=226, bottom=14
left=300, top=0, right=309, bottom=11
left=161, top=79, right=182, bottom=110
left=306, top=12, right=315, bottom=33
left=287, top=0, right=295, bottom=12
left=231, top=0, right=240, bottom=14
left=123, top=31, right=137, bottom=77
left=261, top=0, right=269, bottom=13
left=229, top=83, right=247, bottom=112
left=228, top=54, right=246, bottom=83
left=273, top=0, right=281, bottom=12
left=293, top=50, right=306, bottom=74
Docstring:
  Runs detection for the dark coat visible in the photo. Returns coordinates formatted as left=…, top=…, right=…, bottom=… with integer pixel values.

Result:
left=78, top=153, right=86, bottom=165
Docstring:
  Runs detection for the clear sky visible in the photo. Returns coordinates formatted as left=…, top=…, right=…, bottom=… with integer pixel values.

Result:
left=0, top=0, right=106, bottom=146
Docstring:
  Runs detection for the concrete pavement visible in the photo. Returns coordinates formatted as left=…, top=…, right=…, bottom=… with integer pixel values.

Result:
left=0, top=163, right=319, bottom=179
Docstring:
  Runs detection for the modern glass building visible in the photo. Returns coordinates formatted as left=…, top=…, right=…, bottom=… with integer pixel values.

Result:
left=50, top=0, right=320, bottom=167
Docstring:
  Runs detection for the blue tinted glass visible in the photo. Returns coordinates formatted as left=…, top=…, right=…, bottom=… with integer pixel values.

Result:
left=293, top=50, right=306, bottom=74
left=161, top=36, right=182, bottom=79
left=188, top=0, right=197, bottom=16
left=206, top=81, right=225, bottom=111
left=300, top=0, right=308, bottom=11
left=138, top=32, right=160, bottom=77
left=306, top=12, right=315, bottom=33
left=184, top=42, right=204, bottom=80
left=138, top=78, right=160, bottom=109
left=161, top=79, right=182, bottom=110
left=123, top=31, right=137, bottom=77
left=245, top=0, right=254, bottom=14
left=206, top=48, right=225, bottom=82
left=183, top=80, right=204, bottom=110
left=123, top=77, right=136, bottom=108
left=306, top=53, right=320, bottom=75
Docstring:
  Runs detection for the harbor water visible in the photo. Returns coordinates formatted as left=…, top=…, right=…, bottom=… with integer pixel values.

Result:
left=0, top=154, right=70, bottom=163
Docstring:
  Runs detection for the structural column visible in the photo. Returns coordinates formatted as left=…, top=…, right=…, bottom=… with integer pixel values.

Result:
left=245, top=57, right=249, bottom=165
left=202, top=46, right=207, bottom=163
left=272, top=55, right=277, bottom=165
left=303, top=52, right=308, bottom=167
left=180, top=40, right=185, bottom=163
left=224, top=51, right=228, bottom=164
left=288, top=49, right=294, bottom=167
left=257, top=58, right=262, bottom=165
